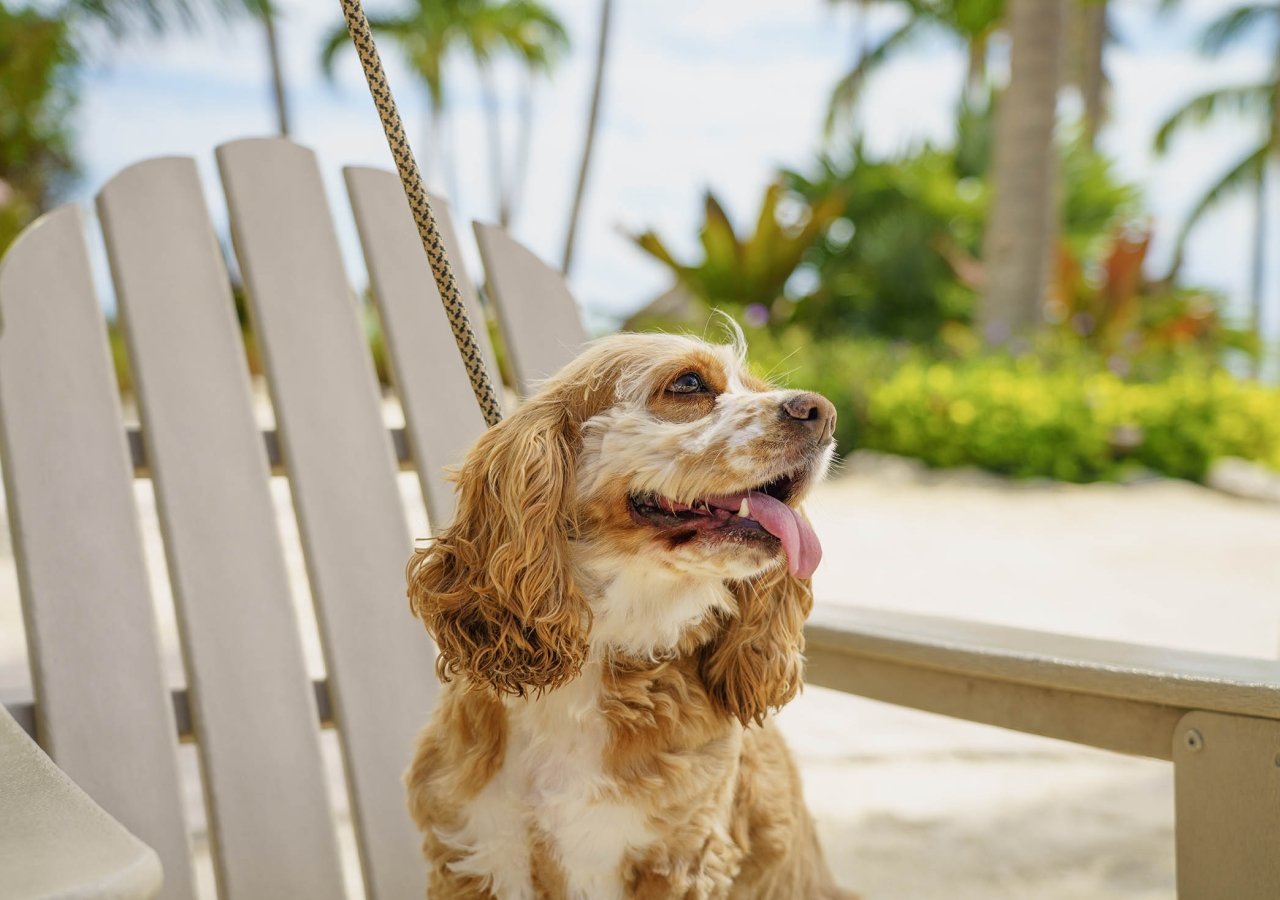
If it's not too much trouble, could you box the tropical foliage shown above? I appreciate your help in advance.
[746,331,1280,482]
[0,0,278,251]
[1050,224,1256,366]
[825,0,1006,135]
[634,99,1145,345]
[629,181,846,331]
[320,0,567,220]
[0,4,78,251]
[1153,1,1279,309]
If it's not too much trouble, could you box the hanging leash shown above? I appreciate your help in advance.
[339,0,504,428]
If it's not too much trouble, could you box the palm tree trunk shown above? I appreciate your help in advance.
[442,107,462,209]
[1076,0,1107,149]
[428,95,462,206]
[966,34,988,101]
[853,0,872,66]
[423,97,440,188]
[980,0,1065,344]
[562,0,613,275]
[509,74,534,227]
[479,66,509,226]
[1249,163,1266,378]
[1262,35,1280,378]
[262,7,290,136]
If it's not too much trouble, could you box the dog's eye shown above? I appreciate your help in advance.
[667,372,706,394]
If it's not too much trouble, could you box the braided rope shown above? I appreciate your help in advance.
[339,0,504,427]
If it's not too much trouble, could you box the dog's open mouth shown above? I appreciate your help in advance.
[628,472,821,578]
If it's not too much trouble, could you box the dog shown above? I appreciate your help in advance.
[405,330,851,899]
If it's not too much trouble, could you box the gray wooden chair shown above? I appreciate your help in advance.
[1,137,1279,900]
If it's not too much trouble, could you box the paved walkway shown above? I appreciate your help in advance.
[2,451,1277,898]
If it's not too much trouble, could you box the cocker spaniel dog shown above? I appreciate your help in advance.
[406,331,851,899]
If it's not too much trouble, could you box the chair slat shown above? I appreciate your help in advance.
[97,157,345,899]
[343,167,488,529]
[216,138,436,900]
[0,206,196,899]
[472,222,587,395]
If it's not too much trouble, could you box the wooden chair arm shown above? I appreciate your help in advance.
[0,705,162,899]
[803,604,1280,760]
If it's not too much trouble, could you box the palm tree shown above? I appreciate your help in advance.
[562,0,613,275]
[59,0,243,36]
[827,0,1111,150]
[1066,0,1108,148]
[1154,2,1280,349]
[979,0,1065,343]
[467,0,567,226]
[257,1,289,136]
[825,0,1006,137]
[61,0,292,135]
[320,0,566,217]
[0,4,78,251]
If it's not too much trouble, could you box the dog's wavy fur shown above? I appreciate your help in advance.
[406,332,852,899]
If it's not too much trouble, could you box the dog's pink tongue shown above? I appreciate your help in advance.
[746,491,823,579]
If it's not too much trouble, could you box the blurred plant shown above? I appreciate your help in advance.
[628,100,1137,345]
[778,105,1137,344]
[1049,223,1255,366]
[787,141,985,342]
[0,4,78,252]
[1065,0,1109,148]
[825,0,1006,137]
[980,0,1064,344]
[257,1,288,136]
[0,0,286,253]
[629,182,846,332]
[861,351,1280,481]
[562,0,612,274]
[56,0,258,37]
[738,331,1280,482]
[320,0,568,221]
[1153,1,1280,352]
[58,0,289,133]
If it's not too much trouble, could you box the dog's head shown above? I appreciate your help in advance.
[407,331,835,724]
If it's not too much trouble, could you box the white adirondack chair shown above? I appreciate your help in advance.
[1,137,1279,900]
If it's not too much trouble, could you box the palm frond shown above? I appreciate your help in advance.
[1202,3,1278,56]
[700,192,742,272]
[824,18,923,136]
[630,230,685,272]
[319,23,351,79]
[465,0,568,72]
[320,15,414,80]
[1153,83,1271,154]
[61,0,240,38]
[1169,143,1268,271]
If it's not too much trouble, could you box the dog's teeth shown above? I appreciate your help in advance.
[738,498,750,518]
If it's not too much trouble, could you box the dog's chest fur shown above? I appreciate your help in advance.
[419,569,771,898]
[439,667,653,900]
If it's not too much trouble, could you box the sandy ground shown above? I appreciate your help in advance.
[2,449,1278,899]
[783,453,1280,899]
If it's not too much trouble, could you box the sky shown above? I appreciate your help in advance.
[65,0,1278,348]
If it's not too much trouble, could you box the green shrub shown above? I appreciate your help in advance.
[746,332,1280,483]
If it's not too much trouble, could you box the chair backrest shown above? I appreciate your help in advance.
[474,222,589,395]
[0,137,586,900]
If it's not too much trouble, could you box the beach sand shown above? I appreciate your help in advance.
[2,449,1277,899]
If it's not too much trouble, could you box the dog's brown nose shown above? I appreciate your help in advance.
[781,392,836,443]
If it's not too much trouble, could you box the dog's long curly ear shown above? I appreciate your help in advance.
[700,564,813,726]
[406,397,588,696]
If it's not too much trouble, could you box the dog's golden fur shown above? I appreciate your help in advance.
[406,332,852,899]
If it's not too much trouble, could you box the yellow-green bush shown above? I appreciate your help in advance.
[747,332,1280,483]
